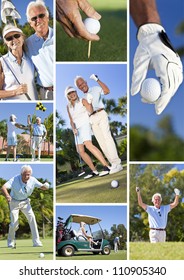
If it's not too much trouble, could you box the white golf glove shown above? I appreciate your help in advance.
[44,182,50,190]
[90,74,99,82]
[87,93,93,104]
[174,188,180,195]
[136,187,140,192]
[131,24,183,115]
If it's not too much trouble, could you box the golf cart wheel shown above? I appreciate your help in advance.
[102,246,111,255]
[61,245,75,257]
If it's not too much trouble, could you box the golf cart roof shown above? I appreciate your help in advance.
[66,214,101,225]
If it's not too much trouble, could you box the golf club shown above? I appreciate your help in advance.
[75,134,85,176]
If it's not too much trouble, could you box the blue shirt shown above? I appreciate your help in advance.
[146,205,171,228]
[33,123,47,136]
[4,174,43,200]
[26,27,53,87]
[114,237,120,243]
[87,86,105,111]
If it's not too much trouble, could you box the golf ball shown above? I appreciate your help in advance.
[83,18,101,34]
[39,253,45,258]
[140,78,161,102]
[111,180,119,188]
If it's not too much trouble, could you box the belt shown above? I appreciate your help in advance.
[89,108,104,117]
[150,228,166,231]
[33,135,42,137]
[40,86,53,91]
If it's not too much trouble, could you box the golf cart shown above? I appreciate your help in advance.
[56,214,111,257]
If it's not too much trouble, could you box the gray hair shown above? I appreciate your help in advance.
[21,165,33,175]
[74,75,84,87]
[152,193,162,202]
[26,0,49,21]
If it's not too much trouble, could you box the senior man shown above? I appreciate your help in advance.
[1,165,50,248]
[27,115,47,161]
[26,0,53,100]
[74,74,123,175]
[136,187,180,242]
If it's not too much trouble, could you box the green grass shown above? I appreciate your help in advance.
[130,242,184,260]
[56,250,127,260]
[0,238,53,260]
[56,166,127,203]
[56,0,127,61]
[0,158,53,162]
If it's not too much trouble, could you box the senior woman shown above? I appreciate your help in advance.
[0,24,38,100]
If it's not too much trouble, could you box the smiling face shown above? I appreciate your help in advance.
[4,32,24,51]
[67,91,78,102]
[21,170,31,183]
[76,78,89,93]
[28,6,49,37]
[153,195,162,209]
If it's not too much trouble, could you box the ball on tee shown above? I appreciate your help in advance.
[111,180,119,188]
[140,78,161,102]
[39,253,45,258]
[83,18,101,34]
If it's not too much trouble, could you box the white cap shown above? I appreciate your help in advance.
[3,24,23,38]
[64,86,76,98]
[11,114,17,119]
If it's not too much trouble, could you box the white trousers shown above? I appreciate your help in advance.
[8,199,40,245]
[31,136,43,159]
[90,110,121,165]
[114,242,119,252]
[149,229,166,243]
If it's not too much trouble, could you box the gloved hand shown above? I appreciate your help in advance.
[136,187,140,192]
[87,93,93,104]
[44,182,50,190]
[131,23,183,115]
[174,188,180,195]
[90,74,99,82]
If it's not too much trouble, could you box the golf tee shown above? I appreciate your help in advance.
[88,41,91,59]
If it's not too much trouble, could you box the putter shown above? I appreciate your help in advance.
[75,135,85,176]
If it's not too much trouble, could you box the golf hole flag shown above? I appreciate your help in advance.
[1,0,21,24]
[36,102,47,112]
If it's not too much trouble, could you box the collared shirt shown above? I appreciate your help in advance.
[7,121,17,138]
[86,86,105,111]
[4,174,43,200]
[32,123,47,136]
[26,27,53,87]
[146,205,171,228]
[0,51,38,100]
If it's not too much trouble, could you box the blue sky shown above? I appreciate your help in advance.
[0,163,53,185]
[130,0,184,139]
[56,63,127,128]
[0,102,53,134]
[56,205,127,233]
[2,0,53,25]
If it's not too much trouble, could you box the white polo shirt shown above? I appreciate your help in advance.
[146,205,171,228]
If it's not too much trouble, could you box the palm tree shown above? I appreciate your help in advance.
[0,119,7,151]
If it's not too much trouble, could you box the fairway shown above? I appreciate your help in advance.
[0,158,53,162]
[56,0,127,61]
[0,238,53,260]
[56,166,127,203]
[130,242,184,260]
[56,250,127,260]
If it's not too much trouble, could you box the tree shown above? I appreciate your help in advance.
[0,119,7,151]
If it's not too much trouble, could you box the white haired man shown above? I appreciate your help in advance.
[136,187,180,242]
[27,115,47,161]
[74,75,122,175]
[1,165,50,248]
[26,0,53,100]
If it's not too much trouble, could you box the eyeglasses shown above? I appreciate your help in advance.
[5,34,21,42]
[30,13,45,22]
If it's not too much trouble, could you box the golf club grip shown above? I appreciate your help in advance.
[25,93,31,100]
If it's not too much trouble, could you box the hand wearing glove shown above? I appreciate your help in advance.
[174,188,180,196]
[87,93,93,104]
[136,187,140,192]
[44,182,50,190]
[131,23,183,115]
[90,74,99,82]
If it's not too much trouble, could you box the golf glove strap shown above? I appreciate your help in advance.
[90,74,99,82]
[87,93,93,104]
[174,188,180,195]
[131,23,183,115]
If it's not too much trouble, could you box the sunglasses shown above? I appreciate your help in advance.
[30,13,45,22]
[5,34,21,42]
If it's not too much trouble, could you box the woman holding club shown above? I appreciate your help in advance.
[0,24,38,100]
[65,86,110,179]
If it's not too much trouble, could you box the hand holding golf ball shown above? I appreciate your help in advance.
[140,78,161,103]
[83,18,101,35]
[174,188,180,196]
